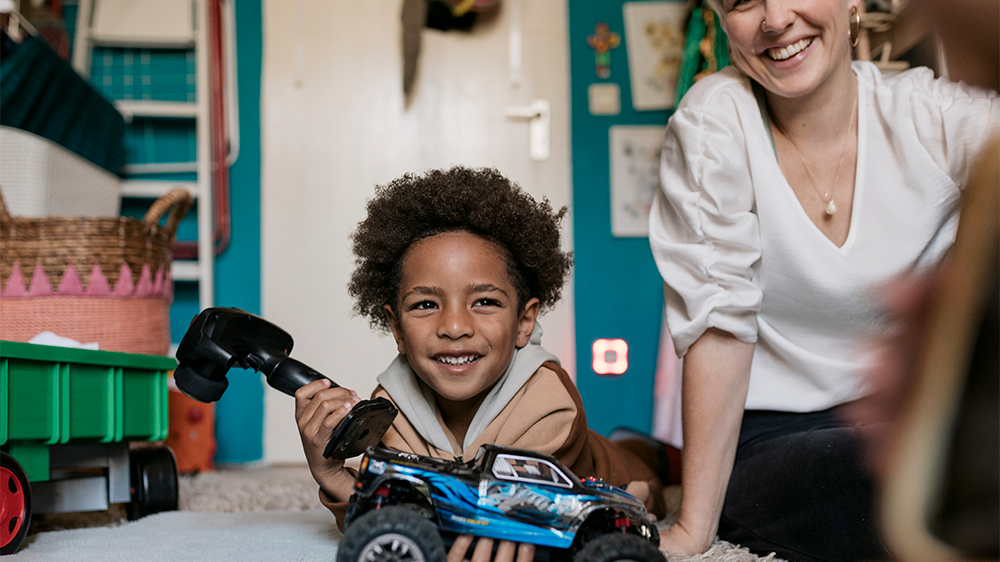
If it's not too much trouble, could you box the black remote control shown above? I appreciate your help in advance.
[173,307,398,459]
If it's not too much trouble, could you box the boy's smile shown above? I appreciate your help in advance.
[385,231,540,417]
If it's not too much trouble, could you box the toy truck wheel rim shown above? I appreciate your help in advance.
[1,453,31,555]
[0,467,26,546]
[358,532,427,562]
[338,505,446,562]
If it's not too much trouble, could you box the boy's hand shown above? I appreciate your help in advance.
[295,379,360,501]
[447,536,534,562]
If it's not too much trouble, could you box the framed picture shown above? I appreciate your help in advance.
[609,125,665,237]
[623,1,688,111]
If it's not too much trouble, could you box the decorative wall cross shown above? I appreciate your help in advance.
[587,23,620,79]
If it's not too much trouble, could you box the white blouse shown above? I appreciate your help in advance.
[650,61,998,412]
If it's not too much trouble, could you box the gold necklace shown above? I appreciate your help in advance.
[776,90,859,217]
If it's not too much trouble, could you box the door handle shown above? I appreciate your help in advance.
[506,99,550,161]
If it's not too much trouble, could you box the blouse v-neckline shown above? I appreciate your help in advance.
[754,73,866,253]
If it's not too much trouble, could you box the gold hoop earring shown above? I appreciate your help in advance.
[849,5,860,48]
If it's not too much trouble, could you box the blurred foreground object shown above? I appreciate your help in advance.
[916,0,999,92]
[879,137,999,561]
[875,1,999,558]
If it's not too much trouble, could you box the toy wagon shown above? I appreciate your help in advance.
[339,444,665,562]
[1,341,179,554]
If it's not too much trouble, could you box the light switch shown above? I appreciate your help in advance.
[588,83,621,116]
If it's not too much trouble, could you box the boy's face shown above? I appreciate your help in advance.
[384,231,540,408]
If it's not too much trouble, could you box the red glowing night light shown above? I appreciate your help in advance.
[592,339,628,375]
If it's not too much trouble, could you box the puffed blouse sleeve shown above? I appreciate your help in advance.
[895,67,1000,188]
[649,102,762,357]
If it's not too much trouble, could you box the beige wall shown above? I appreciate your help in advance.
[261,0,573,463]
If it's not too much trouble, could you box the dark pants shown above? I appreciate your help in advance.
[717,408,891,562]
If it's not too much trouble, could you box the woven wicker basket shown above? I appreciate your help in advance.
[0,187,192,355]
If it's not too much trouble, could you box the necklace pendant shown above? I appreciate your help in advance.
[825,200,838,216]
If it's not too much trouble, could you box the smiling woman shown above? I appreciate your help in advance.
[649,0,999,560]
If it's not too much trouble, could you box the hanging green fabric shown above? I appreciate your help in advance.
[675,2,730,107]
[1,35,125,176]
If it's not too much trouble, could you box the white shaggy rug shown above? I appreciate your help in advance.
[11,465,784,562]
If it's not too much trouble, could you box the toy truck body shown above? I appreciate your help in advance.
[1,340,179,554]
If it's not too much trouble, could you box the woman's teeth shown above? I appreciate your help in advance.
[768,38,812,61]
[437,355,478,365]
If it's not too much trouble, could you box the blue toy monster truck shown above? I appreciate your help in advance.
[337,444,664,562]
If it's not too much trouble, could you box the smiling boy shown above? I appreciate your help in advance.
[383,230,542,449]
[295,168,674,543]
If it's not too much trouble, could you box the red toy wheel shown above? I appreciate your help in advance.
[1,452,32,555]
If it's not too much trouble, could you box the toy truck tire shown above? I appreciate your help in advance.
[0,453,31,555]
[126,447,179,521]
[337,505,446,562]
[573,533,666,562]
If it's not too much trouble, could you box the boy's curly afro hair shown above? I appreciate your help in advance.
[349,166,573,333]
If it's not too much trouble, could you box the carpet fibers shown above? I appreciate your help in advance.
[11,465,783,561]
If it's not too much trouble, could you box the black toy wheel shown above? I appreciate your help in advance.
[126,446,179,521]
[337,505,445,562]
[573,534,665,562]
[1,453,31,555]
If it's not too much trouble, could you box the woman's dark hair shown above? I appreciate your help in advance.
[349,166,573,333]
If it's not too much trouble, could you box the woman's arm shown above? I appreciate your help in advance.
[659,328,754,555]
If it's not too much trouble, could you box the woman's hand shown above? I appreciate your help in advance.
[447,536,534,562]
[294,378,361,501]
[658,519,715,556]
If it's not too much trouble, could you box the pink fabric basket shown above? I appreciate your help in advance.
[0,296,171,355]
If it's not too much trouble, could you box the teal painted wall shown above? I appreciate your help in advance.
[568,0,673,436]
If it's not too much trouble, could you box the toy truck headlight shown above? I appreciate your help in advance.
[358,456,385,476]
